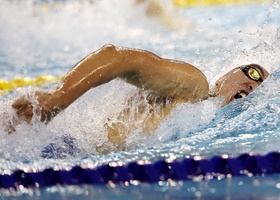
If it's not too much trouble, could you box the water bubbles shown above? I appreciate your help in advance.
[0,0,280,167]
[272,0,279,9]
[63,45,71,52]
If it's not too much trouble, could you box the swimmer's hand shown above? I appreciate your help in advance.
[12,94,35,125]
[11,91,60,129]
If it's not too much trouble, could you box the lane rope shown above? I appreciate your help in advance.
[0,75,63,96]
[1,0,276,191]
[173,0,271,6]
[0,151,279,189]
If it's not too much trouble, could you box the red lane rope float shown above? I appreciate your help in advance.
[0,151,279,189]
[0,75,63,96]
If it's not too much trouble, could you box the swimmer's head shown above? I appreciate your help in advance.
[210,64,269,105]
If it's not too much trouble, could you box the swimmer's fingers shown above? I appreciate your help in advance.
[34,91,58,122]
[11,91,60,126]
[16,103,34,124]
[2,111,16,134]
[11,95,25,110]
[4,123,16,134]
[12,95,34,124]
[3,96,34,134]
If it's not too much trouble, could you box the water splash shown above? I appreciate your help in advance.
[0,0,280,167]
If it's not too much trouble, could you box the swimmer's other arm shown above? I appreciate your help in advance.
[12,44,209,123]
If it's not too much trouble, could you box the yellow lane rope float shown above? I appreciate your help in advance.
[173,0,272,6]
[0,75,63,96]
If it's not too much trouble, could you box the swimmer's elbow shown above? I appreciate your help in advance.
[100,44,126,55]
[98,44,120,58]
[101,44,117,51]
[98,44,146,79]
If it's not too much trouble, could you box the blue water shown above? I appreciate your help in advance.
[1,0,280,199]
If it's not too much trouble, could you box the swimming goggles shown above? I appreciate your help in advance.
[240,65,263,82]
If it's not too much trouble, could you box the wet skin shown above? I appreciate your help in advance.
[10,45,270,149]
[210,64,269,105]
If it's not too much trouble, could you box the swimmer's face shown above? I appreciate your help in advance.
[210,64,269,105]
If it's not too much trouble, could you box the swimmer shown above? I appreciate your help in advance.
[135,0,188,31]
[9,44,269,149]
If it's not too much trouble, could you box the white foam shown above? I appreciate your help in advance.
[0,0,280,162]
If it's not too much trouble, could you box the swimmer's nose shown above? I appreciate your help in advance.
[249,86,253,91]
[248,81,260,92]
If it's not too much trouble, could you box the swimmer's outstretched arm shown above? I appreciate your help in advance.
[12,44,209,123]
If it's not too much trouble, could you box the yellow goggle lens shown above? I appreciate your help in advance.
[248,68,261,81]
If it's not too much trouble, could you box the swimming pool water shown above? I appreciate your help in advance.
[1,0,280,199]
